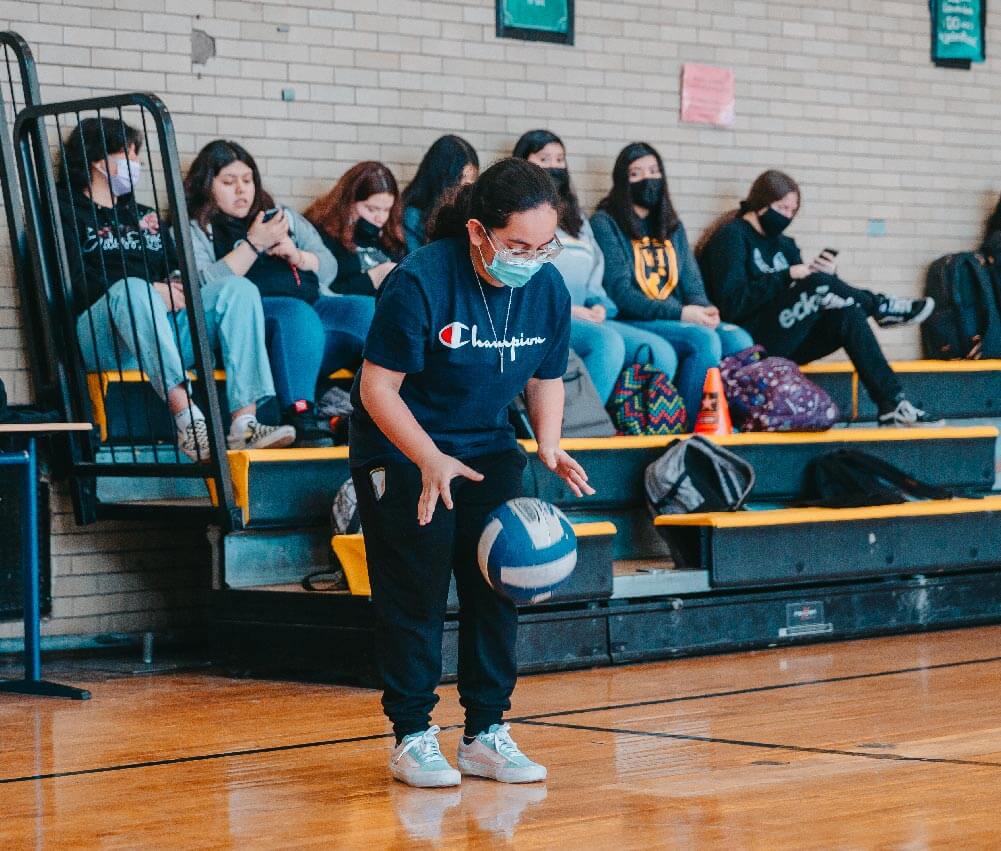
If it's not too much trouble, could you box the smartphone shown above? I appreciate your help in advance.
[823,247,840,257]
[261,207,281,223]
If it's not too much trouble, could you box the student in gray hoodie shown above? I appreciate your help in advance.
[591,142,752,426]
[185,140,374,445]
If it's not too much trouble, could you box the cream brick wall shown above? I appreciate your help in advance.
[0,0,999,640]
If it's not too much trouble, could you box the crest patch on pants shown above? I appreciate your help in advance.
[369,467,386,501]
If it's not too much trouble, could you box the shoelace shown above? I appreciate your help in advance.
[394,725,444,765]
[183,419,210,456]
[484,723,525,762]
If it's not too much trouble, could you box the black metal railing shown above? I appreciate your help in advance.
[14,93,239,528]
[0,33,58,408]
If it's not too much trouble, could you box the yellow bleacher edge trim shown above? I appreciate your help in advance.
[331,520,617,597]
[654,495,1001,529]
[519,425,997,453]
[803,358,1001,374]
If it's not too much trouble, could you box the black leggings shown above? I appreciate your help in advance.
[746,273,902,410]
[352,448,527,741]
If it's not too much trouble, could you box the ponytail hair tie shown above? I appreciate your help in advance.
[738,199,752,214]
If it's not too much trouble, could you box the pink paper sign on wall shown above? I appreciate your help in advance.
[680,63,735,128]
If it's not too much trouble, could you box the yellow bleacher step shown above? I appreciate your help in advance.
[654,495,1001,529]
[519,425,997,453]
[802,359,1001,374]
[332,521,618,597]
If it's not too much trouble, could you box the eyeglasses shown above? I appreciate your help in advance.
[486,230,563,265]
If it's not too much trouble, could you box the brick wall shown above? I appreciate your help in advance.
[0,0,998,640]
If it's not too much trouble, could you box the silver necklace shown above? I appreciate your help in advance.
[472,266,513,373]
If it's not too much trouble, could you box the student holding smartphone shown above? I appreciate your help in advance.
[186,140,375,445]
[697,169,939,427]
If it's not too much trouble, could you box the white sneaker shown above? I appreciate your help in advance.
[457,723,547,783]
[227,418,296,450]
[877,398,945,428]
[390,726,461,788]
[177,417,211,462]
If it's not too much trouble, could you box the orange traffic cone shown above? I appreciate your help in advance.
[693,367,733,435]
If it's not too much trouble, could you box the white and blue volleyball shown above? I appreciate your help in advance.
[477,498,577,605]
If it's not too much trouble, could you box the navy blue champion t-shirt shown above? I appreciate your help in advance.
[349,237,571,467]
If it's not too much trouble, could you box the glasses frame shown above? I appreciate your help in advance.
[486,229,563,265]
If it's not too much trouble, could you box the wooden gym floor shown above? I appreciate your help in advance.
[3,627,1001,849]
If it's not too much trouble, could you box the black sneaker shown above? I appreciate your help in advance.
[875,296,935,328]
[878,398,945,428]
[284,401,334,448]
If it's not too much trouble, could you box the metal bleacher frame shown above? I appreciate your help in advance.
[6,58,240,529]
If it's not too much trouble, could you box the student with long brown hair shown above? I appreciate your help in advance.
[185,140,374,444]
[697,169,938,427]
[303,161,406,297]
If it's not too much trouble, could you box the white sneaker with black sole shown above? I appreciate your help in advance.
[878,398,945,428]
[227,417,296,451]
[876,296,935,328]
[457,723,547,783]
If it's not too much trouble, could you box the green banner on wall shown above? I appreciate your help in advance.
[497,0,573,44]
[502,0,568,33]
[932,0,985,63]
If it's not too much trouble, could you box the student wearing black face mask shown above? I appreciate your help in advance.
[305,161,406,298]
[697,169,939,427]
[591,142,752,427]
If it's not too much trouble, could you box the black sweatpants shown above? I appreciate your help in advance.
[352,448,527,741]
[745,273,902,410]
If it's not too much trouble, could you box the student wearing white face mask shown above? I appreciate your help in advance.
[57,118,294,460]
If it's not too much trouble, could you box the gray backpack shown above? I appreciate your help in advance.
[645,435,755,516]
[511,350,616,439]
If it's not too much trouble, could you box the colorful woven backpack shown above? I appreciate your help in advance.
[608,347,687,435]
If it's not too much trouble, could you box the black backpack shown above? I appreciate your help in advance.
[922,251,1001,359]
[800,449,953,509]
[645,435,756,516]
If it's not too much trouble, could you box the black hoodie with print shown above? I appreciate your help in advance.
[58,188,178,315]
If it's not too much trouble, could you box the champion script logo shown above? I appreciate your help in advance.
[438,322,546,362]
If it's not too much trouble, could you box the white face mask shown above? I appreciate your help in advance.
[102,157,142,196]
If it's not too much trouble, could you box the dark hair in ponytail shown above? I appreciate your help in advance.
[511,129,583,238]
[428,157,559,242]
[694,169,801,257]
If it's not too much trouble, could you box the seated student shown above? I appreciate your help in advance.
[513,129,680,402]
[303,161,406,297]
[401,135,479,254]
[185,140,375,443]
[58,118,294,460]
[697,169,938,427]
[591,142,752,426]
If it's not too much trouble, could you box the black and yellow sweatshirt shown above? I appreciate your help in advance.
[590,209,710,321]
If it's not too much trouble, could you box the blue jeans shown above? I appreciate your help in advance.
[570,318,625,403]
[76,275,275,413]
[604,320,679,378]
[622,320,753,425]
[263,294,374,408]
